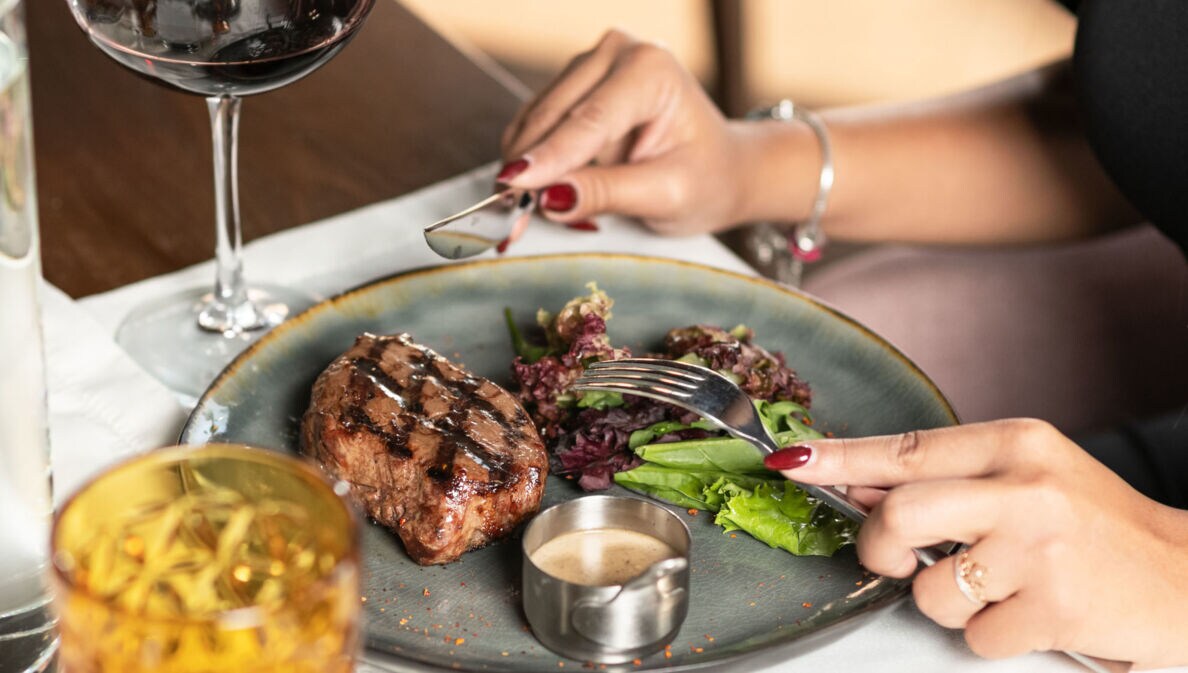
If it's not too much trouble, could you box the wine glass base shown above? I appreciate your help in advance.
[115,284,319,403]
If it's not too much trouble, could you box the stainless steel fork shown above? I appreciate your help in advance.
[573,357,947,565]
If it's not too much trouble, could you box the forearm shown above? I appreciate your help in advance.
[733,62,1142,245]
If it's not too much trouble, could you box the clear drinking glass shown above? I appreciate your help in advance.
[0,0,58,670]
[63,0,376,399]
[50,444,362,673]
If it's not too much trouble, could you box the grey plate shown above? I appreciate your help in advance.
[181,253,957,672]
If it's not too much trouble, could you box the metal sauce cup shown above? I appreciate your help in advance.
[521,495,691,663]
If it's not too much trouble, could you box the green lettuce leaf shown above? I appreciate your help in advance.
[712,480,857,556]
[613,463,782,511]
[627,419,717,450]
[503,307,550,363]
[633,428,817,474]
[574,389,626,410]
[635,438,768,473]
[755,399,817,438]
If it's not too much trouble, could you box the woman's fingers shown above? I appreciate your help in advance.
[505,209,532,245]
[763,418,1183,666]
[846,485,887,509]
[534,156,686,223]
[911,538,1023,629]
[765,420,1043,489]
[855,478,1005,577]
[502,30,632,160]
[502,43,683,190]
[496,29,738,234]
[963,592,1055,659]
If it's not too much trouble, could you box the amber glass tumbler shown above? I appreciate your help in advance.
[50,444,360,673]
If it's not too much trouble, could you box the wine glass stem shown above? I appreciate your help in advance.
[200,94,263,334]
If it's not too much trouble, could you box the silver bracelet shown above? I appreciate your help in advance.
[754,99,834,263]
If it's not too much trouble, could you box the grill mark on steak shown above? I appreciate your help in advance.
[351,355,407,409]
[341,404,410,458]
[340,356,411,457]
[357,344,514,488]
[301,332,548,565]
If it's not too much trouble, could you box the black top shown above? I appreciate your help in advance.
[1059,1,1186,507]
[1061,0,1188,255]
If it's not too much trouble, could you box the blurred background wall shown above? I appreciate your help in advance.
[399,0,1075,113]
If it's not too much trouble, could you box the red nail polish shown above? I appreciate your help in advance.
[496,158,530,183]
[496,238,510,254]
[791,246,823,263]
[540,183,577,213]
[566,220,599,232]
[764,445,813,470]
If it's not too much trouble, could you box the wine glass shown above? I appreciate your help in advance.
[64,0,376,399]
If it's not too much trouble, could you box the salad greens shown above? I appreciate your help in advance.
[612,463,782,512]
[627,399,823,473]
[506,284,857,556]
[613,398,857,556]
[503,307,549,364]
[712,480,858,557]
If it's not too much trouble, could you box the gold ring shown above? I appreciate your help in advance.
[954,549,990,606]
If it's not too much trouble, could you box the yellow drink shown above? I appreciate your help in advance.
[50,444,360,673]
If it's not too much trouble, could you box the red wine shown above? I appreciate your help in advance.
[68,0,374,97]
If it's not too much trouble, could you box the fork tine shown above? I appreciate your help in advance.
[587,358,708,381]
[627,357,716,377]
[579,369,700,390]
[571,383,698,411]
[596,357,705,373]
[571,379,695,400]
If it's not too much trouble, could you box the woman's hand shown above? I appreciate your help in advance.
[498,37,1138,246]
[497,30,778,236]
[764,419,1188,668]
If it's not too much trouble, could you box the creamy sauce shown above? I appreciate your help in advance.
[531,528,678,586]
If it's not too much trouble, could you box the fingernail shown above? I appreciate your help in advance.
[790,245,824,263]
[764,445,813,470]
[540,183,577,213]
[496,158,530,183]
[496,238,511,254]
[566,220,599,232]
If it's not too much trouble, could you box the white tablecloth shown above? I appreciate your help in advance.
[42,164,1144,673]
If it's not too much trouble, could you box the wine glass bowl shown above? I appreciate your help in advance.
[69,0,374,98]
[64,0,376,399]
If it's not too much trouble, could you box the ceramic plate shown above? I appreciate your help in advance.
[181,254,957,672]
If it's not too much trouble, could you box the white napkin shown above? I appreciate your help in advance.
[42,283,187,504]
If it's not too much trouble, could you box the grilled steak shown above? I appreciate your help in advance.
[300,333,548,565]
